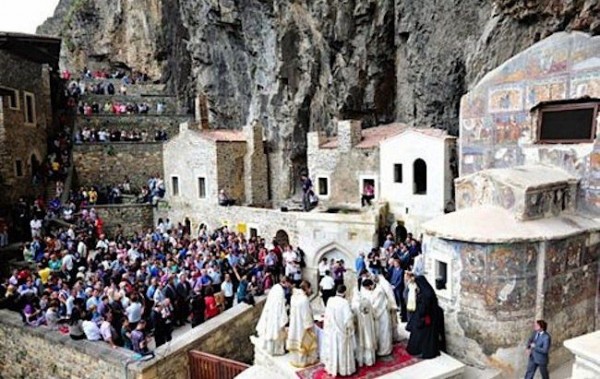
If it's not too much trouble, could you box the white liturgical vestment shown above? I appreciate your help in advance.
[286,288,318,367]
[256,283,288,355]
[323,295,356,376]
[364,285,393,356]
[351,290,377,367]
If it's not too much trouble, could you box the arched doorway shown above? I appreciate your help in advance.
[395,223,408,244]
[413,158,427,194]
[312,242,358,300]
[274,229,290,248]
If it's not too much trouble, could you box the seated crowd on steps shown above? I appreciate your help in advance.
[74,127,168,143]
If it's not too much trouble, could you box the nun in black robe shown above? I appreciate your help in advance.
[406,275,446,358]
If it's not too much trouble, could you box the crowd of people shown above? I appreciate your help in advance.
[77,101,166,116]
[0,205,311,354]
[75,127,168,143]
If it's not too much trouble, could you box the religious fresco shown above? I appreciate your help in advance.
[570,72,600,98]
[488,86,524,113]
[525,78,568,108]
[459,32,600,215]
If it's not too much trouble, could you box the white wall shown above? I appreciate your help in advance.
[163,128,218,208]
[380,131,449,229]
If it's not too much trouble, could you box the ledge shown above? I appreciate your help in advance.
[83,203,154,210]
[563,330,600,365]
[0,309,135,368]
[423,205,600,243]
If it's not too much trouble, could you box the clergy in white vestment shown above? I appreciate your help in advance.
[256,277,290,356]
[323,284,357,376]
[362,279,393,356]
[286,280,318,367]
[351,287,377,367]
[377,274,401,343]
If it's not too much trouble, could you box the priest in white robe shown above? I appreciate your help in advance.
[286,280,318,367]
[377,274,401,343]
[323,284,356,376]
[256,277,290,356]
[362,278,393,356]
[351,286,377,367]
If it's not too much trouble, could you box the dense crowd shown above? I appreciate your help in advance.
[76,101,166,116]
[75,127,168,143]
[0,204,309,353]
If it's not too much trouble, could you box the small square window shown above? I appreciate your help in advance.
[171,177,179,196]
[198,177,206,199]
[317,177,329,196]
[15,160,23,177]
[435,260,448,290]
[394,164,403,183]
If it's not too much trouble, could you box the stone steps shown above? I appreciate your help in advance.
[77,94,180,115]
[75,114,190,133]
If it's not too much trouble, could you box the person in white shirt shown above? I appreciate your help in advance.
[82,317,102,341]
[30,217,42,239]
[318,257,329,284]
[100,312,117,347]
[220,273,234,309]
[319,270,336,307]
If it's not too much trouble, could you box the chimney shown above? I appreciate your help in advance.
[243,120,269,205]
[338,119,362,151]
[195,93,210,130]
[307,131,325,152]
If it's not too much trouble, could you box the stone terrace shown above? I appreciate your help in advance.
[80,94,180,115]
[75,114,188,139]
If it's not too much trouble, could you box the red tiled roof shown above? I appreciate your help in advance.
[198,129,246,142]
[320,122,409,149]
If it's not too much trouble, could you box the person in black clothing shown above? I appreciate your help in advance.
[175,272,191,326]
[406,275,446,359]
[300,174,314,212]
[150,300,173,348]
[189,286,206,328]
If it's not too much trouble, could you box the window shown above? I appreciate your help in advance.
[24,92,36,125]
[317,177,329,196]
[249,227,258,239]
[0,87,19,109]
[413,159,427,194]
[435,260,448,291]
[171,177,179,196]
[198,177,206,198]
[394,164,403,183]
[15,160,23,177]
[537,102,598,143]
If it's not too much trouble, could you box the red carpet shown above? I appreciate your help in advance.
[296,343,421,379]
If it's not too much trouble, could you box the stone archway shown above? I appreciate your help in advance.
[311,242,358,297]
[274,229,290,248]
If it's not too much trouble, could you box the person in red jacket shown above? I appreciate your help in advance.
[204,287,220,320]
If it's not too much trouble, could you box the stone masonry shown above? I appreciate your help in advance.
[89,204,155,236]
[0,309,131,379]
[73,142,164,190]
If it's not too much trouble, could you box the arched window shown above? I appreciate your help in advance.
[413,158,427,194]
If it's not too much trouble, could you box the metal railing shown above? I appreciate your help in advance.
[188,350,249,379]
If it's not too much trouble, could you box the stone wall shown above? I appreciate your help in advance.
[75,114,188,138]
[165,203,299,247]
[0,49,51,206]
[130,298,265,379]
[0,309,133,379]
[73,142,163,190]
[216,142,247,204]
[90,204,155,237]
[422,231,599,376]
[307,134,380,207]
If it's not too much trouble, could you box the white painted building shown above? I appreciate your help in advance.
[379,128,456,232]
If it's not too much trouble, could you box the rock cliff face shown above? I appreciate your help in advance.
[38,0,600,200]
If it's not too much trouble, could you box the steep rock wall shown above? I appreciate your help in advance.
[38,0,600,200]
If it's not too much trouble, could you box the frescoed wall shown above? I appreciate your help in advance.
[459,32,600,212]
